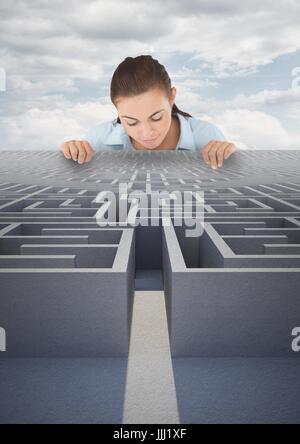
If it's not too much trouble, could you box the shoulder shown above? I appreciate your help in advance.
[83,119,124,150]
[189,117,225,137]
[188,116,226,149]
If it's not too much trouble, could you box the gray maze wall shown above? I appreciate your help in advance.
[0,150,300,357]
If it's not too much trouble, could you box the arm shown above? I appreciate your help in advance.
[60,121,118,162]
[193,120,236,169]
[59,122,106,163]
[202,139,236,169]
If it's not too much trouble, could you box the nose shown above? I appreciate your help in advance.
[139,122,156,140]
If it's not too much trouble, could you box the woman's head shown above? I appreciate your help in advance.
[110,55,191,149]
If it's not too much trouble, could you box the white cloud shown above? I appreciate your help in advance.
[1,0,300,151]
[210,109,300,149]
[9,77,79,95]
[160,3,300,77]
[0,97,117,150]
[170,67,219,89]
[231,88,300,108]
[2,0,300,80]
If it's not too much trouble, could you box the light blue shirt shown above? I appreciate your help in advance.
[84,112,226,151]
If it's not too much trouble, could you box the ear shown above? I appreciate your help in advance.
[170,86,177,106]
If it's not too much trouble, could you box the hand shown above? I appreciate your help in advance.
[201,140,236,169]
[60,140,95,164]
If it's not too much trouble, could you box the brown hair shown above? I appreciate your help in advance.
[110,55,192,124]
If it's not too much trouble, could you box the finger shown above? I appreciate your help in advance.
[224,143,236,159]
[82,140,95,162]
[61,142,71,159]
[207,141,220,169]
[201,140,216,164]
[69,141,79,161]
[216,142,231,167]
[75,141,86,164]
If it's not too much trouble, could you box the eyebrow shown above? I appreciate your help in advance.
[121,109,165,120]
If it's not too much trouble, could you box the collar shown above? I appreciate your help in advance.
[104,112,196,151]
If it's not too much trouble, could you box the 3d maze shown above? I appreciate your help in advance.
[0,149,300,357]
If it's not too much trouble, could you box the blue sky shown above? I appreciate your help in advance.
[0,0,300,150]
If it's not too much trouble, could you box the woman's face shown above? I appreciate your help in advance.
[115,87,176,150]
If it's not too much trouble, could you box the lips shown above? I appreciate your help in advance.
[142,137,158,143]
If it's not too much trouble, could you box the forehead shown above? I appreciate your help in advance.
[116,88,168,113]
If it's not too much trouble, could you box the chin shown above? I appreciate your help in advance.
[142,137,162,150]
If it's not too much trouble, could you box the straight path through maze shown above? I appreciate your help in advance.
[0,150,300,357]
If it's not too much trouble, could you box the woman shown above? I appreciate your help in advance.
[60,55,236,169]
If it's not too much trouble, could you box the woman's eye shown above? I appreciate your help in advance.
[127,116,162,127]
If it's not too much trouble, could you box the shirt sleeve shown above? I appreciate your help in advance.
[191,119,226,151]
[83,121,113,151]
